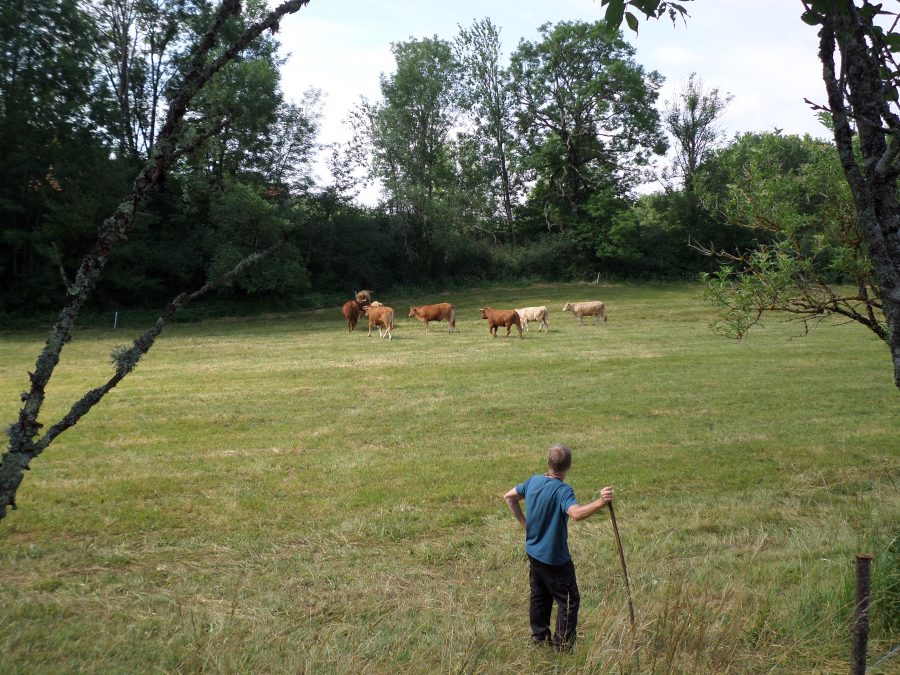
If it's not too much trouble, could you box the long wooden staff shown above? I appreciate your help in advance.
[608,501,635,626]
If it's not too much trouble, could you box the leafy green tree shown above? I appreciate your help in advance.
[207,181,309,295]
[455,18,519,242]
[665,73,731,190]
[510,21,666,213]
[602,0,900,387]
[0,0,118,310]
[0,0,312,520]
[699,133,884,340]
[509,20,666,266]
[262,90,323,191]
[107,0,321,307]
[185,11,284,187]
[89,0,193,160]
[361,36,462,272]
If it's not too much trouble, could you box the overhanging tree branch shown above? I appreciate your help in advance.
[34,240,282,454]
[0,0,310,521]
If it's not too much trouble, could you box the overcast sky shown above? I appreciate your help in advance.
[272,0,829,198]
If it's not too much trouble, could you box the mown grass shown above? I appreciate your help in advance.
[0,281,897,673]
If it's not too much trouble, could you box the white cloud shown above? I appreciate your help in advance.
[651,45,700,68]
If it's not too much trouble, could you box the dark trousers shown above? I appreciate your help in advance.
[528,555,580,648]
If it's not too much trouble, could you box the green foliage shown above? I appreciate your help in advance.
[601,0,694,33]
[291,193,400,293]
[665,73,732,188]
[510,20,666,220]
[0,0,326,314]
[495,235,591,279]
[207,182,309,296]
[89,0,193,159]
[5,0,893,332]
[0,0,117,310]
[699,132,886,341]
[454,19,518,240]
[702,247,799,340]
[357,35,465,275]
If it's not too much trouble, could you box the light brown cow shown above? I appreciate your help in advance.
[355,289,374,305]
[479,308,523,338]
[408,303,456,333]
[341,300,364,332]
[516,305,549,332]
[363,304,395,340]
[562,301,608,325]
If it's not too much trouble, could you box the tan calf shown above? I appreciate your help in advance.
[364,305,395,340]
[562,301,608,325]
[408,303,456,333]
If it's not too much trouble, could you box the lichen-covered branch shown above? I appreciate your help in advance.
[34,240,282,455]
[0,0,310,521]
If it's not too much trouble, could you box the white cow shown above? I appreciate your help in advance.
[515,306,550,332]
[562,301,608,325]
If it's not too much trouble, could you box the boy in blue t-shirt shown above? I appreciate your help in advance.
[503,443,613,650]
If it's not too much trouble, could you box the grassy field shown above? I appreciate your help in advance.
[0,282,897,673]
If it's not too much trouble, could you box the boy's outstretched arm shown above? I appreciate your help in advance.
[504,487,526,527]
[567,487,614,522]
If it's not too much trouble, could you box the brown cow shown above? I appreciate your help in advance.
[479,307,523,338]
[363,304,395,340]
[355,289,374,305]
[408,303,456,333]
[341,300,364,332]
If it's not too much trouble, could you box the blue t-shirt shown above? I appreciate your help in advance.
[516,474,579,565]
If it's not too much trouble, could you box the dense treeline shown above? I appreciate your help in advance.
[0,1,863,317]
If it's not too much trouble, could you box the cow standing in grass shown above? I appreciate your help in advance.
[562,301,607,325]
[480,308,523,338]
[341,300,364,332]
[516,306,550,332]
[364,304,395,340]
[409,303,456,333]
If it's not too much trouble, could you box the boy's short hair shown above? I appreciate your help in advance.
[547,443,573,473]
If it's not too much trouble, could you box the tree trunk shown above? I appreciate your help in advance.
[820,4,900,387]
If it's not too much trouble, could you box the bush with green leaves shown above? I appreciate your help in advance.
[699,132,884,341]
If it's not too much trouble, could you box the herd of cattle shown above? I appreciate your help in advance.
[341,290,608,341]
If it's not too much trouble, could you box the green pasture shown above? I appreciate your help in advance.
[0,282,897,673]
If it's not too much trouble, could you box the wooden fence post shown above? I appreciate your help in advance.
[851,553,874,675]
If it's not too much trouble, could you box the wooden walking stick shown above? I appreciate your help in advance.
[608,501,635,626]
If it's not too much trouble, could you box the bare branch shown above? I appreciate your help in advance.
[34,241,282,454]
[875,137,900,177]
